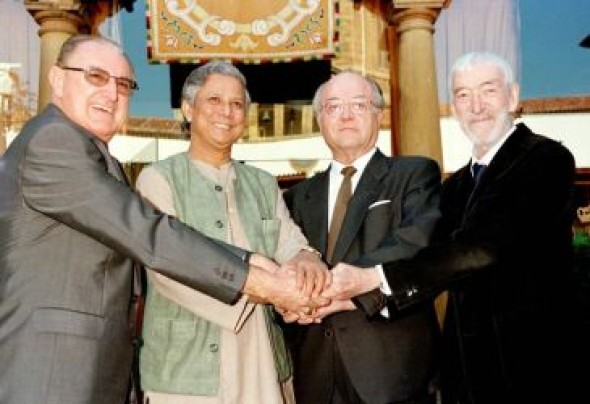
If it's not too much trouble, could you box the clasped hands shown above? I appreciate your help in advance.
[244,251,382,325]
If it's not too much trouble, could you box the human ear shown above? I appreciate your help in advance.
[181,100,193,123]
[48,65,64,98]
[508,83,520,113]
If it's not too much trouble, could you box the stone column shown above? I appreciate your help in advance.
[26,2,86,110]
[389,0,450,167]
[389,1,451,328]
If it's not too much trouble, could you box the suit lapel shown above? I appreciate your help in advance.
[91,138,128,184]
[469,124,534,204]
[330,151,389,263]
[300,171,331,257]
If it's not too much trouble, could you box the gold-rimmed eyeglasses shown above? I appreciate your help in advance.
[58,65,139,96]
[321,99,376,116]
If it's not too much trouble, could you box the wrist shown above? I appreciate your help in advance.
[363,268,382,293]
[242,250,252,265]
[300,245,322,259]
[244,267,270,304]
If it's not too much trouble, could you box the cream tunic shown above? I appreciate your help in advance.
[136,160,305,404]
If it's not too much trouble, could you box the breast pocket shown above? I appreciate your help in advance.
[362,200,393,251]
[33,307,105,339]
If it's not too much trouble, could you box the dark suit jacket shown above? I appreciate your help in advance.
[436,123,578,403]
[0,104,249,404]
[284,149,442,404]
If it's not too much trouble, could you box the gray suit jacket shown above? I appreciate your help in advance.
[0,104,249,403]
[284,149,442,404]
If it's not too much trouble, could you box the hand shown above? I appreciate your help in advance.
[311,298,356,321]
[283,249,331,297]
[250,252,279,273]
[243,263,328,313]
[278,298,355,324]
[320,263,381,301]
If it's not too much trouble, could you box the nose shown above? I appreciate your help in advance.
[104,77,119,100]
[339,102,355,119]
[470,93,484,114]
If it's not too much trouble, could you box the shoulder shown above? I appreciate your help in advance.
[376,154,441,182]
[151,153,186,170]
[517,124,575,165]
[28,106,88,148]
[136,165,168,193]
[284,169,326,196]
[234,161,278,186]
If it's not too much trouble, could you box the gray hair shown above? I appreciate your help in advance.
[57,34,134,75]
[312,70,385,115]
[449,51,515,95]
[181,61,251,107]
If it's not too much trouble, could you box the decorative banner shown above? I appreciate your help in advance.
[146,0,339,63]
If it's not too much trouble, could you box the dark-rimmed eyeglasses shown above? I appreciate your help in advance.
[58,65,139,96]
[321,99,376,116]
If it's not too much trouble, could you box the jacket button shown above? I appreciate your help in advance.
[215,185,223,192]
[209,343,219,352]
[324,329,333,338]
[215,220,224,228]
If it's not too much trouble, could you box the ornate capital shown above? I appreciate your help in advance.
[25,0,87,33]
[391,0,451,9]
[388,0,451,28]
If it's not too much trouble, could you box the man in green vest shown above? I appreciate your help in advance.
[136,61,328,403]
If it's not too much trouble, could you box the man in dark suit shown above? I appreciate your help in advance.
[283,71,443,404]
[0,35,319,404]
[435,52,579,403]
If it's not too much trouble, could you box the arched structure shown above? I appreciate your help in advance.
[22,0,451,167]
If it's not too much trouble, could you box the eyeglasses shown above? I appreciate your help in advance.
[321,99,376,116]
[58,65,139,96]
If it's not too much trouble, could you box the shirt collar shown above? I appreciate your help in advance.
[472,124,516,167]
[330,147,377,177]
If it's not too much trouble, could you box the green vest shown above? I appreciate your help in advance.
[140,153,291,395]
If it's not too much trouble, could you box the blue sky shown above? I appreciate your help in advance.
[121,0,590,118]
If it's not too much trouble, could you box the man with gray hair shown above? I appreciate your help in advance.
[135,61,329,403]
[436,51,578,403]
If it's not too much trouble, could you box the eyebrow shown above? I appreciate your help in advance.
[325,95,370,101]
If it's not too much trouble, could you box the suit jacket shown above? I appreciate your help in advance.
[0,104,249,404]
[283,149,442,404]
[436,123,578,403]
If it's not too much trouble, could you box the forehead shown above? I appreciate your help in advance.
[452,63,504,89]
[322,73,371,99]
[199,73,245,95]
[68,42,131,75]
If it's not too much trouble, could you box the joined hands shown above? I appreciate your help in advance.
[243,252,382,325]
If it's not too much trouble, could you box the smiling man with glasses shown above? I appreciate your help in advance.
[0,35,320,404]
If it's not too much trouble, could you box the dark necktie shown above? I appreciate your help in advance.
[472,163,487,185]
[326,166,357,263]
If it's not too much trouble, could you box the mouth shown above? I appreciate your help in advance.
[214,122,230,130]
[92,104,114,114]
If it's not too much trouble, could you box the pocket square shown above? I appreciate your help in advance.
[368,199,391,209]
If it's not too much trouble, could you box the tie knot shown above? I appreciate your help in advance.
[472,163,487,181]
[341,166,357,178]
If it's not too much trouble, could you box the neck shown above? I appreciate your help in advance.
[188,145,231,168]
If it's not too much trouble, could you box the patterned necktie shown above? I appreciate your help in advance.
[326,166,357,263]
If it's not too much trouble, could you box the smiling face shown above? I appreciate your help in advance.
[182,73,247,165]
[451,62,519,158]
[317,72,383,164]
[49,40,132,143]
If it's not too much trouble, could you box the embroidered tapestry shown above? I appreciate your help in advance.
[146,0,339,63]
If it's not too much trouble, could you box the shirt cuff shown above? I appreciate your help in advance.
[375,264,391,318]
